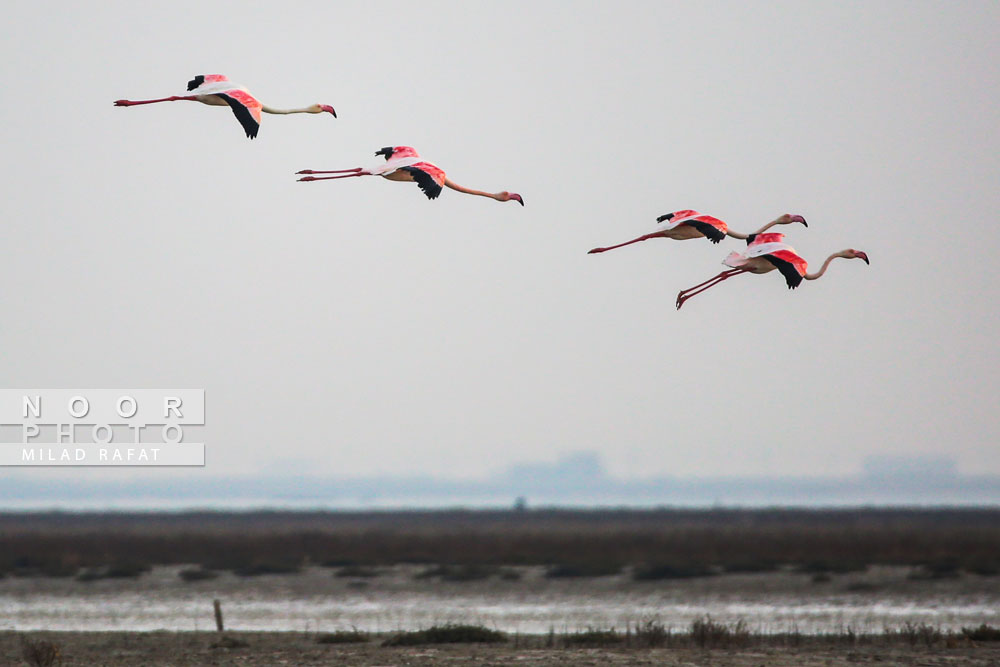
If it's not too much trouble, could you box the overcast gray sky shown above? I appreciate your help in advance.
[1,1,997,486]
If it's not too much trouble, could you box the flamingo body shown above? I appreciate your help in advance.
[723,233,808,288]
[656,210,729,243]
[114,74,335,139]
[374,147,446,199]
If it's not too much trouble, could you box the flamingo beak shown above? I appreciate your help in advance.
[510,193,524,206]
[791,215,807,226]
[320,105,337,117]
[857,251,870,265]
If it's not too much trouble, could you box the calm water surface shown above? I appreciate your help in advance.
[2,566,997,634]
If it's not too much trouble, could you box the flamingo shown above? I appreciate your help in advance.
[113,75,336,139]
[297,146,524,205]
[588,212,807,254]
[675,233,869,309]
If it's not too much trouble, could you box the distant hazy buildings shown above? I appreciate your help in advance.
[1,451,997,509]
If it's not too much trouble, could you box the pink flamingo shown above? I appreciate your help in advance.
[114,75,336,139]
[297,146,524,205]
[588,212,807,254]
[675,233,869,309]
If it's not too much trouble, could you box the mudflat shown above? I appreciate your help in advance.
[5,631,1000,666]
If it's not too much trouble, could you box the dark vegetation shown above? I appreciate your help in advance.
[315,629,369,644]
[383,624,506,646]
[0,508,998,579]
[963,624,1000,641]
[20,635,60,667]
[8,623,1000,661]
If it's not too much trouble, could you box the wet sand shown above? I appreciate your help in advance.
[4,631,1000,666]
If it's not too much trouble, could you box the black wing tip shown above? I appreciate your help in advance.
[187,75,205,91]
[688,220,726,243]
[765,256,804,289]
[400,166,443,200]
[217,93,260,140]
[375,147,394,160]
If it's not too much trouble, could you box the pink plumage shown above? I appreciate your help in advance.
[113,74,336,140]
[677,233,870,310]
[296,146,524,205]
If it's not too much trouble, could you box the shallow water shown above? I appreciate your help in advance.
[2,566,997,634]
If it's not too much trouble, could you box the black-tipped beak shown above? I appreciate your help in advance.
[792,215,808,227]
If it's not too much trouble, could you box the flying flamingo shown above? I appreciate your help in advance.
[675,233,869,309]
[297,146,524,205]
[113,75,336,139]
[588,212,807,254]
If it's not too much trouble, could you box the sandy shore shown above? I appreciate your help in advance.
[4,632,1000,666]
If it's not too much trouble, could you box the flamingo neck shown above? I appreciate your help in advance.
[804,251,851,280]
[444,179,502,200]
[260,104,318,115]
[728,216,785,240]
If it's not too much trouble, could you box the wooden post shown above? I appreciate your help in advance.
[213,599,224,632]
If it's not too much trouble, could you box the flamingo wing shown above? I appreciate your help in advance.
[684,216,727,243]
[658,210,727,243]
[400,162,445,200]
[739,239,807,288]
[187,74,230,91]
[763,251,806,289]
[215,89,263,139]
[746,232,786,246]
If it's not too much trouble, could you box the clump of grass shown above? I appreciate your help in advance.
[691,616,750,648]
[962,624,1000,641]
[335,565,379,578]
[211,635,249,649]
[383,624,506,646]
[896,622,941,647]
[316,629,369,644]
[20,636,60,667]
[179,566,219,582]
[563,628,623,647]
[632,563,715,581]
[545,562,621,578]
[632,618,669,647]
